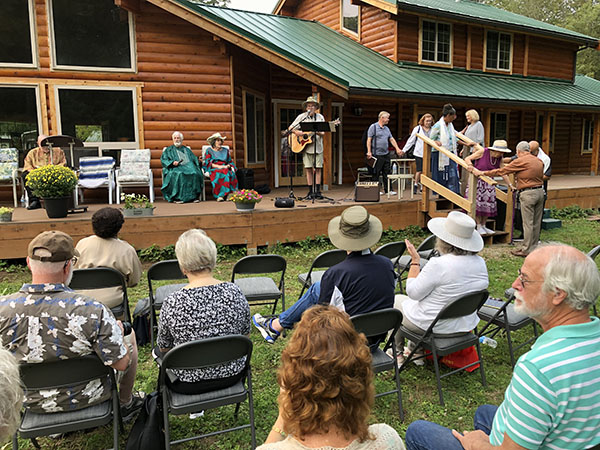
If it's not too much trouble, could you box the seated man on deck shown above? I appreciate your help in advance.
[161,131,203,203]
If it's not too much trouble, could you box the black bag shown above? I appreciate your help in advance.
[274,197,294,208]
[402,126,420,158]
[132,314,151,347]
[255,184,271,195]
[126,391,166,450]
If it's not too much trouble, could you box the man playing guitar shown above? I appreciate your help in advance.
[288,95,326,200]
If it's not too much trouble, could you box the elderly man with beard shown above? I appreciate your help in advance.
[405,243,600,450]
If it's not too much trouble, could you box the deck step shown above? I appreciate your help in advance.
[542,218,562,230]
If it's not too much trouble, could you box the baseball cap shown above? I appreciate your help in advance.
[28,231,80,262]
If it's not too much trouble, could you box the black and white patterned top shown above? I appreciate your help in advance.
[157,282,250,382]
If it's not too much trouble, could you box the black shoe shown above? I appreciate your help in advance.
[314,188,324,199]
[121,394,144,423]
[27,200,41,210]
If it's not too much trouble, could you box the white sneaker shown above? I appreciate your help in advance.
[483,226,494,234]
[477,225,486,235]
[388,190,397,196]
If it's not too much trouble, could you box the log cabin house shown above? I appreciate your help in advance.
[2,0,600,203]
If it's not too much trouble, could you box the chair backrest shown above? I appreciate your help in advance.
[431,290,489,328]
[202,145,230,161]
[78,156,115,183]
[417,234,436,252]
[148,260,186,300]
[588,245,600,261]
[118,149,151,182]
[310,249,347,270]
[374,241,407,265]
[70,267,127,291]
[159,335,252,385]
[351,308,403,340]
[231,254,286,278]
[0,148,18,181]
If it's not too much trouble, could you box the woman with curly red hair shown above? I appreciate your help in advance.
[258,305,405,449]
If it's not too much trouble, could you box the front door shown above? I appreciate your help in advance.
[277,104,305,188]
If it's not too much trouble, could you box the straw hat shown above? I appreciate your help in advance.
[207,132,227,146]
[488,140,512,153]
[328,206,382,252]
[427,211,483,253]
[302,95,322,109]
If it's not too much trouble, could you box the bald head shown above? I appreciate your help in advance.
[529,140,540,156]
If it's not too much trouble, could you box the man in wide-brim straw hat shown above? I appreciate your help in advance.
[287,95,326,199]
[252,205,396,343]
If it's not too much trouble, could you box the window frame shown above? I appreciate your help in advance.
[419,18,452,66]
[582,118,594,155]
[0,82,45,150]
[242,88,267,168]
[484,29,513,73]
[340,0,360,38]
[47,0,136,73]
[52,84,141,151]
[490,111,509,142]
[536,112,556,153]
[0,0,38,69]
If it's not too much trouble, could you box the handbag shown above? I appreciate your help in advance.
[126,391,166,450]
[403,126,420,158]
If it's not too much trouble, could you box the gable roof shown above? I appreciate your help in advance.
[152,1,600,110]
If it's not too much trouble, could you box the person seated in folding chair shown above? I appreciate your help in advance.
[253,205,396,344]
[259,305,405,449]
[405,243,600,450]
[156,229,251,394]
[0,231,143,421]
[161,131,204,203]
[75,207,142,315]
[393,211,489,365]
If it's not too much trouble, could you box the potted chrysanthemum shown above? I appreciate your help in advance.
[25,165,78,218]
[229,189,262,212]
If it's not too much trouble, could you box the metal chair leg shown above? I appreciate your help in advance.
[431,346,444,406]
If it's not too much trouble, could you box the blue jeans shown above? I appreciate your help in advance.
[278,282,321,329]
[405,405,498,450]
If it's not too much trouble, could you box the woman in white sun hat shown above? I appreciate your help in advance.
[393,211,489,364]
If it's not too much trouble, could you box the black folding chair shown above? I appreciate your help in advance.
[231,254,286,314]
[159,335,256,449]
[13,355,122,450]
[396,234,438,292]
[148,260,186,347]
[477,289,538,368]
[71,267,131,323]
[374,241,407,293]
[297,249,347,299]
[351,308,404,421]
[398,289,489,406]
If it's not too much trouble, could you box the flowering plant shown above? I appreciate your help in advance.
[228,189,262,204]
[26,165,78,198]
[121,193,153,209]
[0,207,13,215]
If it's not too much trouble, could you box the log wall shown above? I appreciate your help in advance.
[294,0,339,29]
[360,5,395,60]
[527,37,577,81]
[453,23,468,68]
[396,13,419,63]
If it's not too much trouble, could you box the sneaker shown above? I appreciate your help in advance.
[252,314,280,344]
[388,190,397,196]
[216,196,225,202]
[121,394,144,422]
[483,226,494,234]
[476,225,486,235]
[402,346,425,366]
[189,411,205,419]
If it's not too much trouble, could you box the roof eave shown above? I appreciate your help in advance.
[358,0,397,15]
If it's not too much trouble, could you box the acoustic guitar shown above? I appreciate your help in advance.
[288,118,341,153]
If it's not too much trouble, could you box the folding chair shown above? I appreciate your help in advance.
[351,308,404,421]
[374,241,407,293]
[297,249,347,299]
[477,289,538,368]
[13,355,122,450]
[148,260,186,347]
[396,234,438,292]
[70,267,132,323]
[398,289,489,406]
[231,254,286,314]
[0,148,20,207]
[159,335,256,449]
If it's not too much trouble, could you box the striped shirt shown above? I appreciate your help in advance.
[490,317,600,449]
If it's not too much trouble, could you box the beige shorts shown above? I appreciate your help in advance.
[303,151,323,169]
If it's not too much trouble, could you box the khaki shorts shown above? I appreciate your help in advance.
[303,151,323,168]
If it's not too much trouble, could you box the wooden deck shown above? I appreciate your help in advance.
[1,176,599,259]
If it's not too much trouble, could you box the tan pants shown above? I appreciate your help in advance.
[519,188,545,254]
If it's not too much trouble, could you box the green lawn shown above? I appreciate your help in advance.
[3,217,599,449]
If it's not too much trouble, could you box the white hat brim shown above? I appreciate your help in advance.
[427,217,484,253]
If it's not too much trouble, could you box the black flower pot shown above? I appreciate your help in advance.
[42,197,70,219]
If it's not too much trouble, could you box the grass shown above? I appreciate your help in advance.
[4,217,600,449]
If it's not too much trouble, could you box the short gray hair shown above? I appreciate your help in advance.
[516,141,530,152]
[539,243,600,311]
[0,347,23,441]
[29,258,66,275]
[175,229,217,273]
[378,111,390,120]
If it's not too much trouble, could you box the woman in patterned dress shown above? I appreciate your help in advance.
[203,132,238,201]
[464,140,512,235]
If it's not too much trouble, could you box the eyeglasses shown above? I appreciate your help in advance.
[517,268,542,288]
[63,256,78,269]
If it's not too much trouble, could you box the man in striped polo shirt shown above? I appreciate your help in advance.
[405,243,600,450]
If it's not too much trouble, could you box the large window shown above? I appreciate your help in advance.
[490,112,508,142]
[0,0,36,67]
[486,31,512,71]
[49,0,134,70]
[56,87,138,150]
[341,0,359,35]
[243,90,266,166]
[582,119,594,154]
[0,86,41,165]
[421,20,451,64]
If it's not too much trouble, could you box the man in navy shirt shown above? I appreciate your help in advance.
[366,111,403,195]
[253,206,396,343]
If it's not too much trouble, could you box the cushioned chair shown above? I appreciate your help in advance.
[116,149,154,203]
[148,260,186,347]
[477,289,538,368]
[231,254,286,314]
[0,148,20,207]
[297,249,347,299]
[374,241,407,293]
[70,267,132,323]
[76,156,115,204]
[351,308,404,421]
[159,335,256,449]
[12,355,122,450]
[398,289,489,406]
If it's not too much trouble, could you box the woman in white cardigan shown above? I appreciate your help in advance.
[402,113,433,194]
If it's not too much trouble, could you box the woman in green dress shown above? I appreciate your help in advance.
[161,131,203,203]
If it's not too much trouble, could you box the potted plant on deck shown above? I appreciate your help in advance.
[229,189,262,212]
[121,193,154,217]
[0,207,13,222]
[25,165,78,219]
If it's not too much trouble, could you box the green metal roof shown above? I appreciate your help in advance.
[396,0,598,46]
[174,1,600,110]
